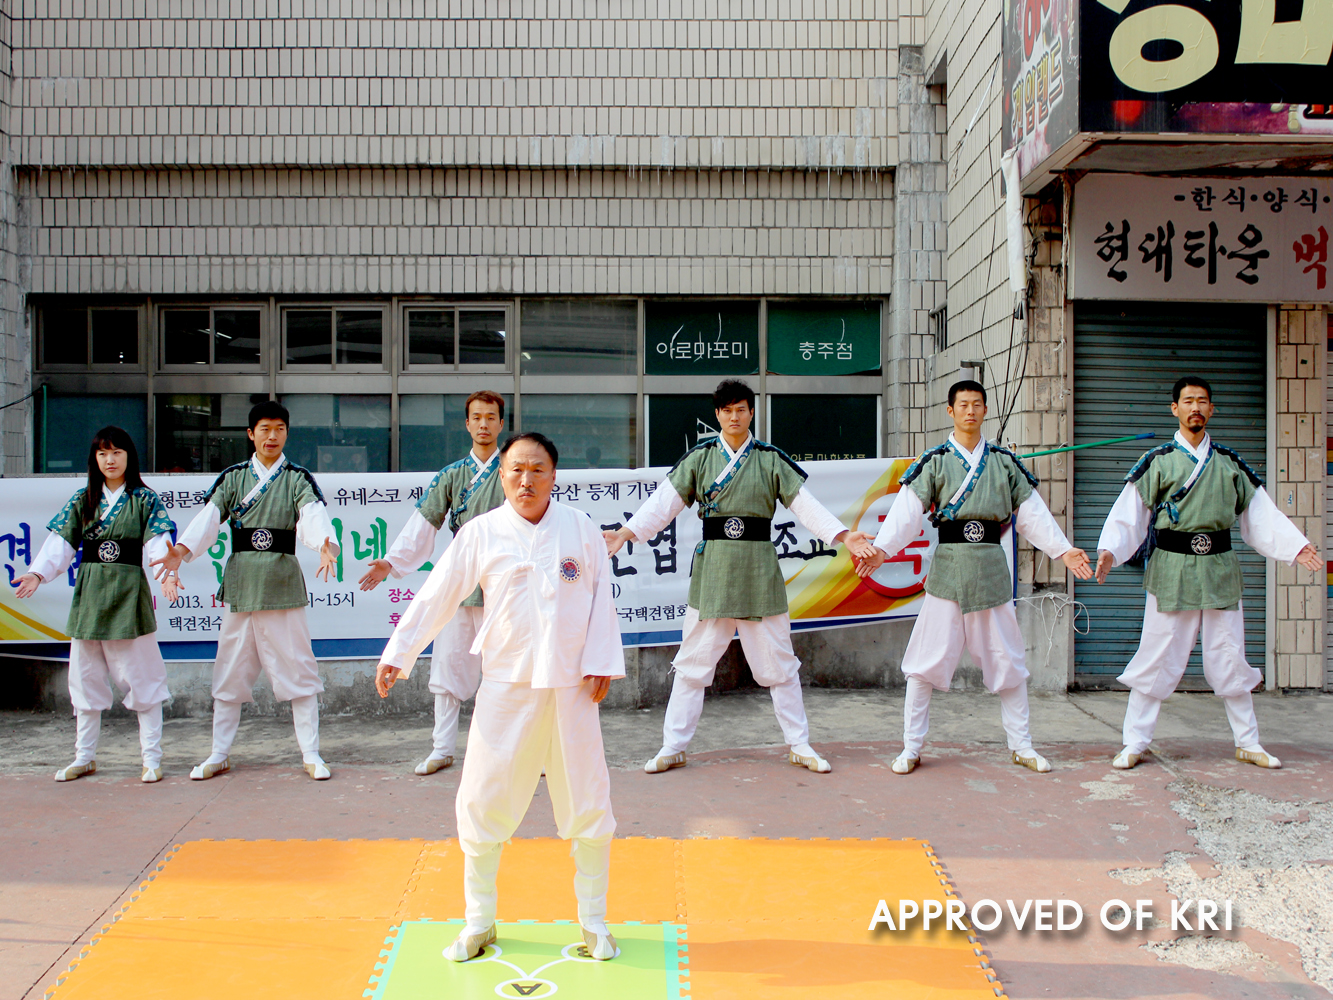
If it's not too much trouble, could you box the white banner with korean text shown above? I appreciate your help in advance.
[1073,174,1333,302]
[0,460,1015,660]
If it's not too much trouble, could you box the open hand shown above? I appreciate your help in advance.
[317,540,337,582]
[586,675,612,703]
[11,573,41,599]
[1094,550,1115,584]
[358,559,392,591]
[150,543,187,581]
[161,572,181,603]
[1062,547,1093,581]
[841,530,877,560]
[603,527,633,557]
[375,663,401,698]
[854,546,888,578]
[1297,544,1322,572]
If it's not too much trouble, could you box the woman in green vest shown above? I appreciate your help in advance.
[14,426,177,783]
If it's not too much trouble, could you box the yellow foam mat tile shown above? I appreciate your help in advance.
[397,836,680,923]
[679,837,951,923]
[45,918,394,1000]
[127,838,427,920]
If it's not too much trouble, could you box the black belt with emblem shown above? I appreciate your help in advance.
[80,538,144,565]
[230,527,298,554]
[702,516,772,541]
[936,519,1004,545]
[1154,528,1232,556]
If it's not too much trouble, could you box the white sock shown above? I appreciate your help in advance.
[462,842,504,933]
[138,703,164,768]
[902,677,932,756]
[430,693,461,759]
[207,700,241,764]
[73,709,100,765]
[572,836,612,935]
[292,694,321,763]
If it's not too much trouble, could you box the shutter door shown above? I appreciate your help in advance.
[1072,303,1268,687]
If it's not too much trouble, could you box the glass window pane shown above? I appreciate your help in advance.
[768,394,879,461]
[399,393,515,471]
[37,394,147,472]
[155,393,262,472]
[90,310,139,365]
[285,310,332,365]
[162,309,211,366]
[43,307,88,366]
[214,310,263,366]
[459,310,507,366]
[281,394,390,473]
[335,310,384,366]
[644,301,758,375]
[407,310,455,366]
[646,394,719,466]
[520,394,635,470]
[766,301,881,375]
[520,300,637,375]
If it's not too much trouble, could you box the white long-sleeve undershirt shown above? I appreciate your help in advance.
[872,487,1072,560]
[624,476,848,547]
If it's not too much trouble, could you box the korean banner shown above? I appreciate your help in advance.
[0,458,1015,660]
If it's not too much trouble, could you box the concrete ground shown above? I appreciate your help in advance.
[3,688,1333,1000]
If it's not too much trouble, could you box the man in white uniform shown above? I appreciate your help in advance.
[376,432,624,963]
[1095,376,1320,769]
[359,389,506,775]
[857,381,1092,774]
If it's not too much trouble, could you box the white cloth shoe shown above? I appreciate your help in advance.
[1012,749,1052,773]
[581,926,619,960]
[190,758,230,780]
[644,747,687,773]
[444,925,496,962]
[415,756,453,775]
[1112,748,1142,770]
[891,751,919,775]
[303,757,332,780]
[141,766,163,783]
[788,743,831,773]
[55,761,96,782]
[1235,746,1282,769]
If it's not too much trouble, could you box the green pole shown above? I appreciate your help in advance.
[1019,432,1155,460]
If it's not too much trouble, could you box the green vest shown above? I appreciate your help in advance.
[204,461,326,613]
[902,441,1036,614]
[1129,441,1260,612]
[51,486,176,640]
[415,453,505,607]
[667,438,806,620]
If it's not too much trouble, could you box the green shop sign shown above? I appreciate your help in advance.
[766,301,881,376]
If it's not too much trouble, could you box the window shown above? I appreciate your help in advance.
[646,395,718,466]
[929,305,948,352]
[40,306,140,367]
[36,393,147,472]
[399,393,515,472]
[405,306,509,370]
[281,394,391,472]
[520,300,637,375]
[644,301,758,376]
[520,395,636,469]
[161,308,262,368]
[283,308,385,368]
[768,394,880,461]
[766,301,881,375]
[155,394,264,472]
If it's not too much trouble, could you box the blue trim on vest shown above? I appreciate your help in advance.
[752,439,809,481]
[1123,444,1177,485]
[898,443,951,486]
[1211,443,1264,488]
[989,444,1040,488]
[289,464,326,504]
[202,462,251,505]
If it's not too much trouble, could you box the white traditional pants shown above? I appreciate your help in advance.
[208,608,323,762]
[899,594,1034,755]
[426,607,484,758]
[456,677,615,934]
[67,636,169,768]
[1118,594,1262,753]
[662,607,810,752]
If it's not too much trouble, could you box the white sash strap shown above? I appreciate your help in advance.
[945,438,986,509]
[241,456,287,507]
[711,434,753,490]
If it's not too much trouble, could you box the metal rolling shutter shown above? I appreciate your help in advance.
[1072,303,1268,687]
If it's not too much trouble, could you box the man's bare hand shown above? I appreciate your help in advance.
[317,540,337,582]
[161,572,181,603]
[1095,550,1115,584]
[375,664,401,698]
[841,530,876,560]
[586,675,612,703]
[854,546,888,578]
[359,559,393,591]
[1297,544,1323,572]
[603,527,635,557]
[11,573,41,599]
[150,543,188,581]
[1062,547,1093,581]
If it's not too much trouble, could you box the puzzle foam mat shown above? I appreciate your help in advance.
[44,837,1006,1000]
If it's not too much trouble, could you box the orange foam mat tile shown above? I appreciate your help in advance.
[397,836,680,923]
[679,837,954,924]
[682,919,1002,1000]
[126,838,427,921]
[44,918,394,1000]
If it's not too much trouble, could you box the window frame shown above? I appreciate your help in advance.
[280,302,391,372]
[401,301,513,374]
[39,304,145,372]
[158,304,267,372]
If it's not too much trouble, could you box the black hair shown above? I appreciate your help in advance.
[500,431,559,467]
[713,378,755,411]
[83,426,146,524]
[948,379,987,407]
[1172,376,1212,403]
[248,400,290,431]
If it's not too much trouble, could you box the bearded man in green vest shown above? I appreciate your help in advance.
[857,380,1093,775]
[606,378,876,775]
[1095,375,1321,770]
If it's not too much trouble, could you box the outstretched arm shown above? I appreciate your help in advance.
[14,533,77,596]
[1240,487,1320,569]
[1094,483,1151,584]
[1013,491,1092,581]
[362,511,439,591]
[787,487,874,557]
[856,489,926,577]
[606,476,687,555]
